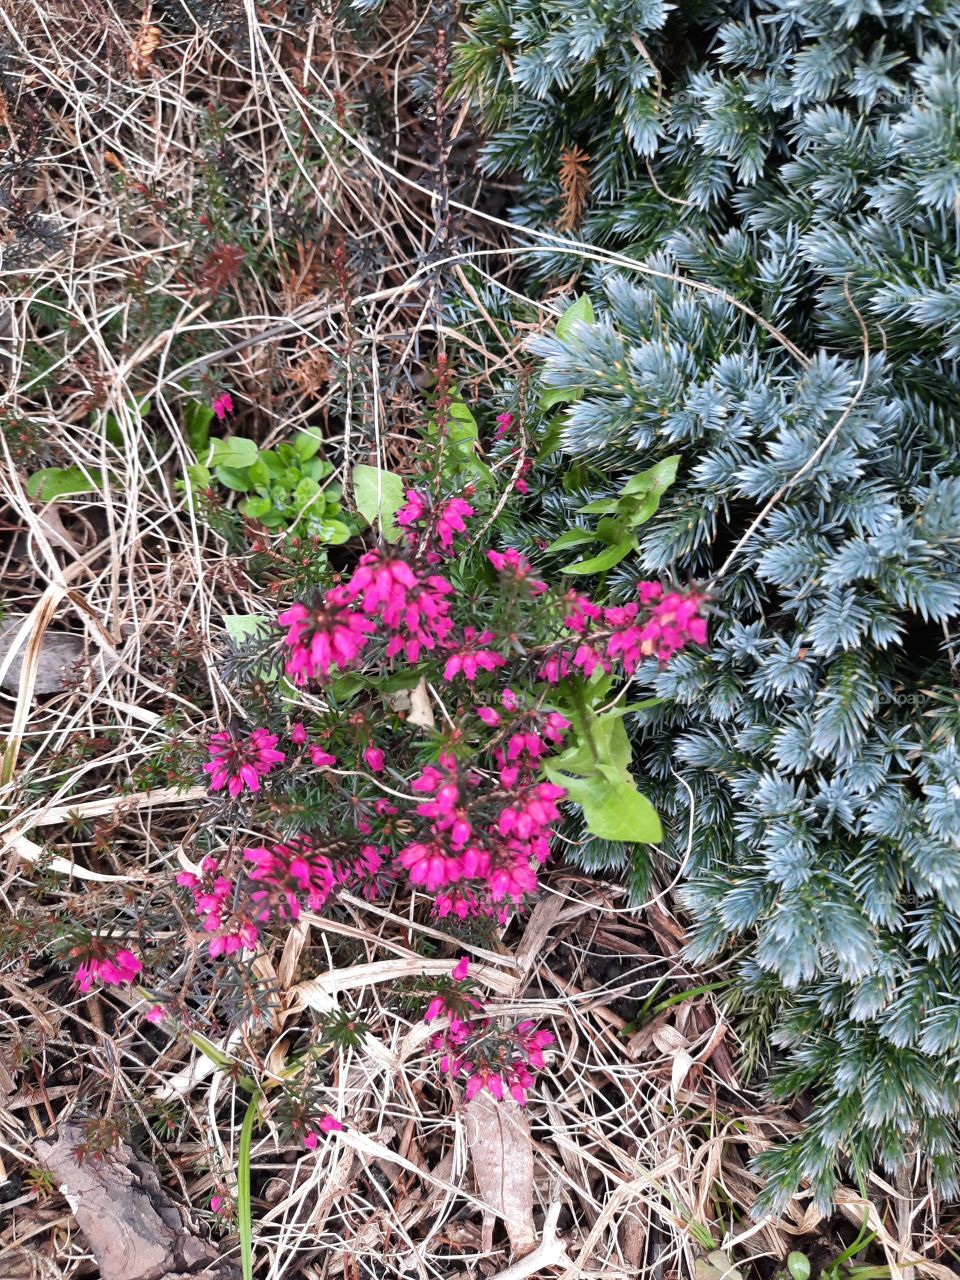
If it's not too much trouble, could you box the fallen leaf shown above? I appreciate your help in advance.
[464,1091,537,1256]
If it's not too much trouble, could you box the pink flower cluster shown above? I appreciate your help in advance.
[204,729,285,797]
[425,958,553,1105]
[177,857,259,958]
[279,552,455,681]
[74,946,142,993]
[396,489,474,559]
[540,582,708,682]
[178,844,391,956]
[396,751,565,909]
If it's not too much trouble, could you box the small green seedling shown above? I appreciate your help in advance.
[543,455,680,574]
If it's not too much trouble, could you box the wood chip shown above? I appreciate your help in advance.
[36,1124,239,1280]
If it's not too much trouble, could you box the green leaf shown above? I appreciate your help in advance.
[240,495,273,520]
[544,528,597,554]
[26,466,99,502]
[292,427,324,460]
[183,399,214,454]
[210,436,259,469]
[546,765,663,844]
[224,614,270,645]
[301,457,333,482]
[786,1254,811,1280]
[185,463,211,490]
[214,464,255,492]
[312,518,351,544]
[577,497,620,515]
[555,293,595,343]
[293,475,321,507]
[540,385,580,409]
[622,455,680,498]
[562,538,635,575]
[353,465,405,541]
[237,1092,259,1280]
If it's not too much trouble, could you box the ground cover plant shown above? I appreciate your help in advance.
[1,1,960,1280]
[454,0,960,1222]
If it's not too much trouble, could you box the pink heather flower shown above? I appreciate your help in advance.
[208,922,259,958]
[494,412,514,439]
[487,548,546,594]
[290,722,308,745]
[452,956,470,981]
[516,1020,555,1069]
[363,746,385,773]
[319,1114,344,1133]
[279,592,374,685]
[210,1195,228,1216]
[397,840,463,892]
[246,838,335,921]
[203,728,285,797]
[443,628,506,682]
[435,497,474,551]
[303,1131,318,1150]
[75,947,142,993]
[515,458,532,495]
[346,552,454,662]
[212,392,234,421]
[396,489,427,527]
[145,1005,165,1024]
[476,706,500,727]
[564,592,603,634]
[309,745,337,768]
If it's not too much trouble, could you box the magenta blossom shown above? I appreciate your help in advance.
[435,497,474,551]
[212,392,234,420]
[443,628,506,682]
[74,946,142,993]
[487,548,546,594]
[203,728,284,797]
[279,591,374,684]
[363,746,385,773]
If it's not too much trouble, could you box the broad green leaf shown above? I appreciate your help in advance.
[546,764,663,844]
[595,516,629,545]
[27,466,99,502]
[562,538,635,575]
[210,436,259,469]
[544,528,597,554]
[313,518,351,544]
[540,385,580,409]
[302,457,333,482]
[293,427,324,460]
[555,294,595,343]
[186,463,211,490]
[258,450,287,480]
[224,614,270,644]
[622,455,680,497]
[353,464,405,542]
[240,495,273,520]
[215,464,255,492]
[293,476,321,507]
[448,397,478,433]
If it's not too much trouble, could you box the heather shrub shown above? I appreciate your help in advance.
[453,0,960,1211]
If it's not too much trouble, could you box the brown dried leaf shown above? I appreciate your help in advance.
[129,25,161,77]
[464,1091,537,1257]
